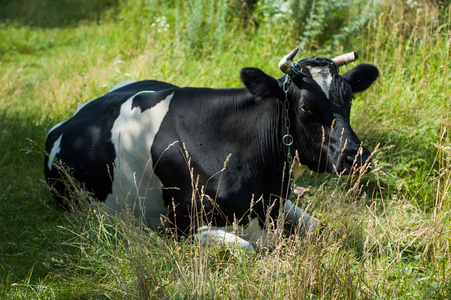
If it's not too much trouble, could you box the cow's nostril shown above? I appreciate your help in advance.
[344,151,371,167]
[346,155,356,163]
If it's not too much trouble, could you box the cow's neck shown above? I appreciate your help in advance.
[223,89,290,179]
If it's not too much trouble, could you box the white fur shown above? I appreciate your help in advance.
[241,218,271,244]
[194,203,318,251]
[194,226,255,251]
[47,134,63,171]
[104,91,174,229]
[308,66,333,99]
[194,217,280,251]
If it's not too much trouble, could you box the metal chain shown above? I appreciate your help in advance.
[282,75,293,166]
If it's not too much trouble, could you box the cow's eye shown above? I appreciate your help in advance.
[300,102,311,114]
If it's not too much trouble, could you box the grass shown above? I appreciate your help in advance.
[1,0,451,298]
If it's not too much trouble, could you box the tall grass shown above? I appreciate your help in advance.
[357,0,451,209]
[1,0,451,298]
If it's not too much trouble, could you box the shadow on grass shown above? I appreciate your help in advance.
[0,109,71,285]
[0,0,119,27]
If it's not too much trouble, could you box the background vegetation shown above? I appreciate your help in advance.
[1,0,450,298]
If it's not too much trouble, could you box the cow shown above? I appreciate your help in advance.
[44,48,379,250]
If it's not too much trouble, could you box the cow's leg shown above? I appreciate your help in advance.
[194,218,285,251]
[194,226,255,251]
[284,200,319,234]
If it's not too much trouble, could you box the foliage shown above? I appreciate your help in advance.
[0,0,119,27]
[254,0,379,55]
[1,0,450,298]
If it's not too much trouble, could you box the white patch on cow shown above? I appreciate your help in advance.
[307,66,333,99]
[241,217,277,247]
[47,134,63,171]
[105,91,174,229]
[109,80,136,93]
[193,201,319,251]
[195,218,281,251]
[284,200,318,234]
[194,226,255,251]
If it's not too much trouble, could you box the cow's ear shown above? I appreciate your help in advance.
[342,63,379,93]
[240,68,284,99]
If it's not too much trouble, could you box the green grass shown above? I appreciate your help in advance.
[1,0,451,298]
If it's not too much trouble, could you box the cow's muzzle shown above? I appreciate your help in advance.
[338,147,372,175]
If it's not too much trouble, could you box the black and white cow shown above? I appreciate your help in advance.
[44,49,378,250]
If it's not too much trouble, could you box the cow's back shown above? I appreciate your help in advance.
[45,80,178,227]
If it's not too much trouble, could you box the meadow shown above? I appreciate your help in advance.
[1,0,450,298]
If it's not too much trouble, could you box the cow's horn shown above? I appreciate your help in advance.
[332,51,359,67]
[279,48,299,75]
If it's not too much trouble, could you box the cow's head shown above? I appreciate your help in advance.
[240,48,378,175]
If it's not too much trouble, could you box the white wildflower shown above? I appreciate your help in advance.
[279,1,292,14]
[405,0,418,8]
[151,16,170,33]
[270,0,292,19]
